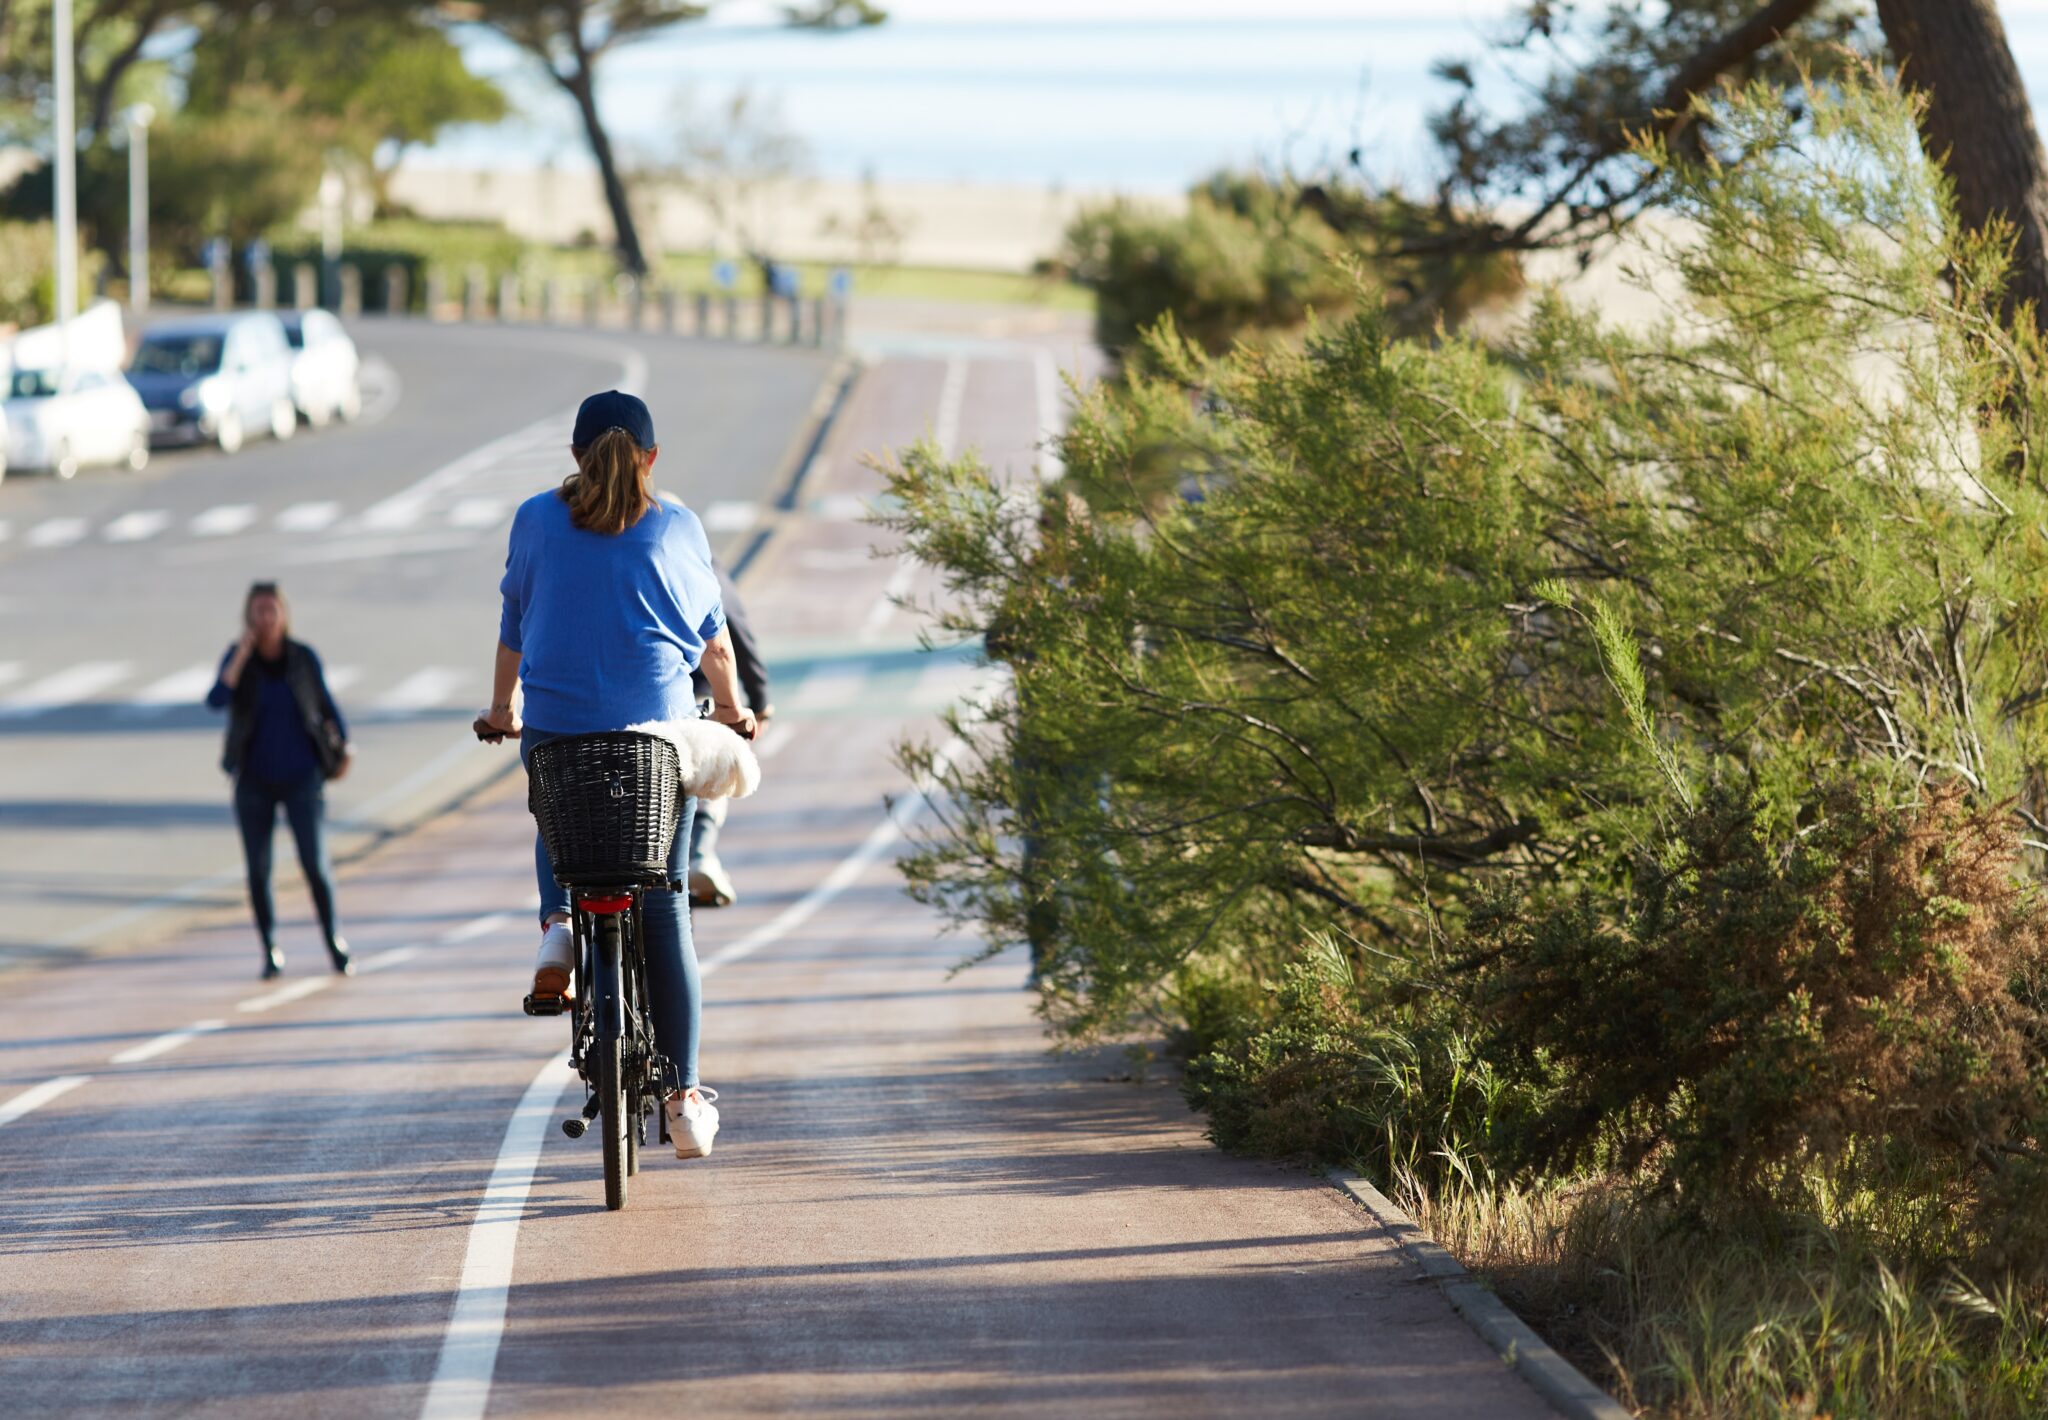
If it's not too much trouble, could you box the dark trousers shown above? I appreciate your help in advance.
[233,772,340,953]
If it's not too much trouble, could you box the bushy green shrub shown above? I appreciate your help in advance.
[1473,779,2048,1208]
[1058,173,1521,366]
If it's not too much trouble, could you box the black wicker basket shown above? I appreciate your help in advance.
[526,732,682,889]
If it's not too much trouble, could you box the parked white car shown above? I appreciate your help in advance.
[3,367,151,479]
[281,309,361,427]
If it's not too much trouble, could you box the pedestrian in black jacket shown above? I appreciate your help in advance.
[206,581,354,979]
[688,563,772,905]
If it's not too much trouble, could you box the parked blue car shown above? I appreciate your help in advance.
[127,313,298,454]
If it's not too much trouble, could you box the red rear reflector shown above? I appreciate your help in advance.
[579,894,634,915]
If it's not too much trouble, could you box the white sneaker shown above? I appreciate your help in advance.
[532,922,575,999]
[688,857,736,908]
[666,1087,720,1159]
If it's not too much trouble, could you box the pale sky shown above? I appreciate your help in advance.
[708,2,2048,23]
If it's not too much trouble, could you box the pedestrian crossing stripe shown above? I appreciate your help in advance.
[189,505,256,537]
[27,518,87,548]
[103,510,171,543]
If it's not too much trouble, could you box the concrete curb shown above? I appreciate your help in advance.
[1326,1170,1633,1420]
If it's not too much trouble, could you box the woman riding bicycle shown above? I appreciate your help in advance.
[478,389,757,1160]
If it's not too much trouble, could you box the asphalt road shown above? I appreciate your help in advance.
[0,317,833,970]
[0,314,1563,1418]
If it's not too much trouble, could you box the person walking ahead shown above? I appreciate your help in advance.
[207,581,354,979]
[478,389,757,1161]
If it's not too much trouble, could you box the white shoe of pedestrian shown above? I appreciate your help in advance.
[532,921,575,999]
[688,857,736,908]
[666,1087,720,1159]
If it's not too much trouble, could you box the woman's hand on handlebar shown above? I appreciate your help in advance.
[712,704,759,741]
[474,702,522,744]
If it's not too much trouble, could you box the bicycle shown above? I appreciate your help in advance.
[476,722,684,1211]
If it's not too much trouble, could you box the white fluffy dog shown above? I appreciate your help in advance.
[622,718,762,801]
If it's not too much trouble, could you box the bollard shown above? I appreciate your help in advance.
[810,296,828,348]
[465,266,488,321]
[425,270,447,320]
[384,266,409,315]
[625,279,645,330]
[253,264,276,311]
[583,278,602,326]
[831,297,849,349]
[758,293,775,343]
[541,278,561,324]
[499,273,523,322]
[210,251,232,311]
[694,291,711,338]
[722,293,739,339]
[660,287,679,333]
[339,264,362,318]
[293,262,317,310]
[786,293,804,345]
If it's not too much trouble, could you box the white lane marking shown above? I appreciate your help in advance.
[238,977,329,1014]
[277,500,343,533]
[811,493,868,521]
[356,945,420,974]
[103,509,171,543]
[859,557,920,643]
[27,517,88,549]
[190,504,257,537]
[701,729,971,973]
[703,500,760,532]
[753,721,798,763]
[424,733,970,1420]
[0,662,21,691]
[911,658,986,710]
[934,354,968,459]
[443,913,511,944]
[373,667,467,713]
[418,1052,577,1420]
[358,344,645,534]
[0,661,133,717]
[1034,345,1067,484]
[332,732,485,831]
[325,666,363,694]
[110,1020,227,1065]
[0,1075,90,1128]
[447,498,507,530]
[789,664,867,713]
[119,662,216,714]
[795,546,875,572]
[356,356,403,425]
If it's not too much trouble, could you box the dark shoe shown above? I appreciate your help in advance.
[328,939,354,977]
[261,947,284,980]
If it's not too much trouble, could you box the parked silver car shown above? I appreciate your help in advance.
[4,366,152,479]
[127,313,298,454]
[281,309,362,428]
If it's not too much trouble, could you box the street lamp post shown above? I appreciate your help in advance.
[127,104,155,315]
[52,0,78,358]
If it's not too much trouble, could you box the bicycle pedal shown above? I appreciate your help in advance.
[522,993,567,1017]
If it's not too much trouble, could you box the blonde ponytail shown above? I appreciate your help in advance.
[559,427,653,535]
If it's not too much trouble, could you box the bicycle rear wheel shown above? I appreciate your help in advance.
[595,913,628,1211]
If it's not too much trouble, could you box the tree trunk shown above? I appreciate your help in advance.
[1874,0,2048,324]
[559,61,649,278]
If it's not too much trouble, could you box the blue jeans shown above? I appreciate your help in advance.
[521,727,701,1089]
[233,771,340,953]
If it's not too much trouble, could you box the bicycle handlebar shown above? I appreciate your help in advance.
[474,714,758,744]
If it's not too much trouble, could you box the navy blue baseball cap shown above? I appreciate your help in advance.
[572,389,656,450]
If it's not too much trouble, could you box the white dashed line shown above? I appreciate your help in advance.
[790,664,867,712]
[27,517,88,549]
[110,1020,227,1065]
[356,946,420,974]
[103,509,171,543]
[0,1075,91,1128]
[704,500,761,532]
[859,558,920,643]
[237,978,329,1014]
[373,667,467,713]
[0,661,132,717]
[443,913,511,944]
[118,663,218,715]
[277,501,343,533]
[190,504,257,537]
[447,498,507,530]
